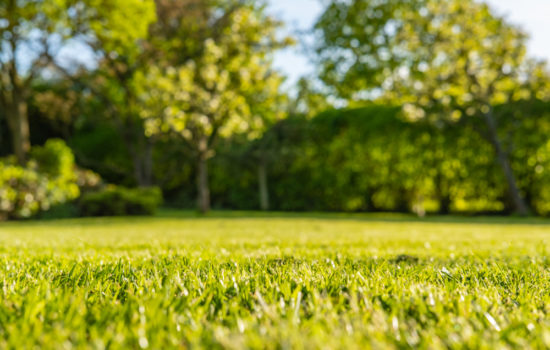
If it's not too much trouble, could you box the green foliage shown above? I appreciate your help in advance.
[0,0,156,163]
[38,202,80,220]
[494,100,550,215]
[138,2,290,142]
[30,139,75,179]
[1,214,550,348]
[313,0,550,214]
[70,121,136,185]
[84,0,156,59]
[132,0,292,212]
[314,0,414,98]
[391,0,546,124]
[314,0,548,105]
[5,0,550,218]
[79,186,162,217]
[0,139,79,219]
[288,78,334,117]
[184,103,550,215]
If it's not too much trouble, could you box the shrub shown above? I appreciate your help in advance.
[38,202,80,220]
[36,168,105,220]
[37,164,103,220]
[30,139,75,179]
[0,139,79,220]
[74,168,103,193]
[79,186,162,217]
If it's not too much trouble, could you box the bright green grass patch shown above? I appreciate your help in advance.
[1,212,550,349]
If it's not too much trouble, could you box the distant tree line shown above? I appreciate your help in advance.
[1,0,549,216]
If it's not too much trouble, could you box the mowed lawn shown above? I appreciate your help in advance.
[1,212,550,349]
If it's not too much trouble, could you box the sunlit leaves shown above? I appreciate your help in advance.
[137,2,290,147]
[82,0,156,59]
[314,0,550,120]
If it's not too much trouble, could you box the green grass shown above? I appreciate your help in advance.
[1,211,550,349]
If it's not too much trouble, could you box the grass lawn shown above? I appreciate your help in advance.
[1,211,550,349]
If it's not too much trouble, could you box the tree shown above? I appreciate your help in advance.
[396,0,549,215]
[0,0,69,164]
[288,78,333,118]
[0,0,154,166]
[314,0,550,215]
[314,0,415,100]
[245,74,287,211]
[69,0,156,186]
[137,1,289,213]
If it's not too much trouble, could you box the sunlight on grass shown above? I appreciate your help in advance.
[0,212,549,348]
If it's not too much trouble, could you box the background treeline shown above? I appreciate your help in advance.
[3,96,550,216]
[1,0,550,218]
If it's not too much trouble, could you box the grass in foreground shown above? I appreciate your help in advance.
[0,212,550,349]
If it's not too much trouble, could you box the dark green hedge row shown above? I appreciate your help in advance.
[64,101,550,215]
[199,102,550,215]
[79,186,163,217]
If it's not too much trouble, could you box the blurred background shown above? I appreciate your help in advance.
[1,0,550,219]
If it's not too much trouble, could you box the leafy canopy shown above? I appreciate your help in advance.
[136,1,291,146]
[314,0,550,117]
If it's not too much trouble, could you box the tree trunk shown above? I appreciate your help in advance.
[142,139,154,186]
[132,152,144,187]
[196,138,210,213]
[258,154,269,211]
[131,139,154,187]
[5,97,30,165]
[128,132,154,187]
[435,173,451,214]
[439,194,451,215]
[483,109,529,216]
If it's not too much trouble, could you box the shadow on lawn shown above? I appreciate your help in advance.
[2,208,549,227]
[155,209,550,226]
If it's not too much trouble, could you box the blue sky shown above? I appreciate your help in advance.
[268,0,550,86]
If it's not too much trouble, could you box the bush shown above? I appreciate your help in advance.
[0,139,80,220]
[79,186,162,217]
[36,163,103,220]
[30,139,75,179]
[38,202,80,220]
[74,168,103,193]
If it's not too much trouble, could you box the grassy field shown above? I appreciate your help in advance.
[1,211,550,349]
